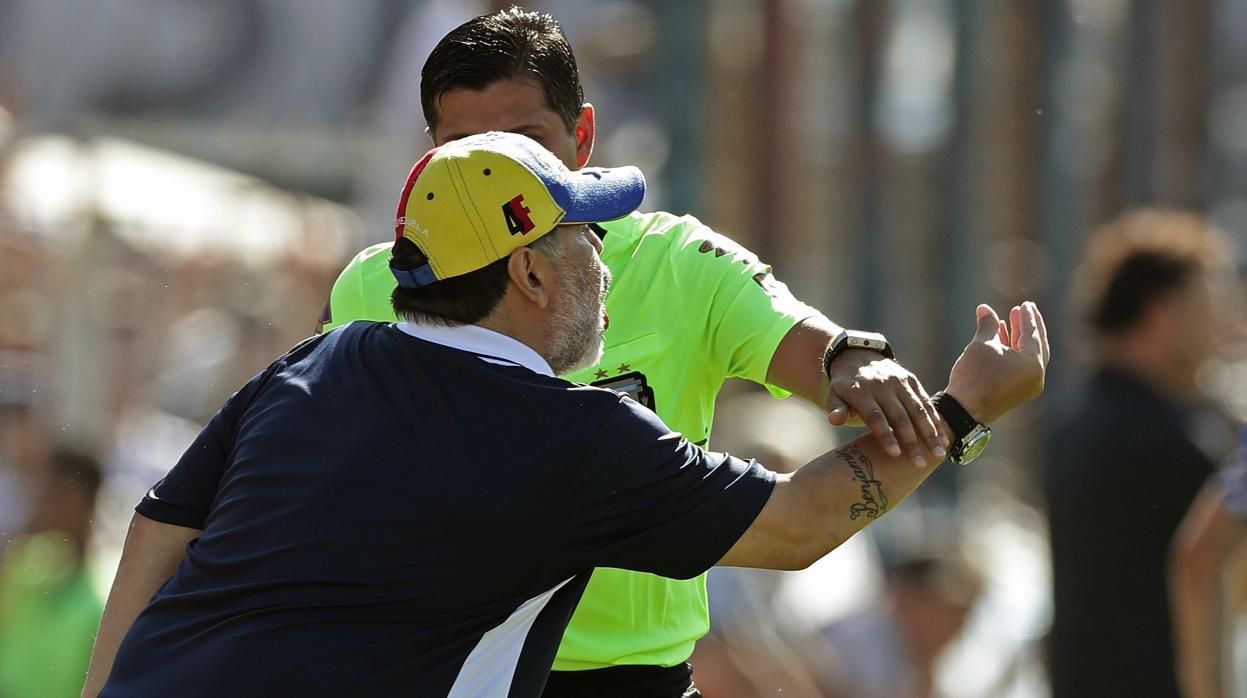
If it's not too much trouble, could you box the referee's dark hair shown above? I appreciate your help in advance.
[1077,208,1225,339]
[390,234,562,327]
[421,6,584,136]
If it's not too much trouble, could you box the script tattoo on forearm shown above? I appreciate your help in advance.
[840,446,888,520]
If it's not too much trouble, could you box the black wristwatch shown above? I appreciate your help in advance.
[822,329,894,380]
[933,391,991,465]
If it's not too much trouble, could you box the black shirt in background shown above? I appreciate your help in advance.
[1044,367,1228,698]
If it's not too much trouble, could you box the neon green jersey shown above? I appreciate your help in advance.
[321,210,818,670]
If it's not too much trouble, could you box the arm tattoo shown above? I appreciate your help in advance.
[840,446,888,520]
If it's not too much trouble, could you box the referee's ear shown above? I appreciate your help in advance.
[506,244,557,311]
[574,104,595,169]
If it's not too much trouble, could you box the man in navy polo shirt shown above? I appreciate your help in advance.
[83,132,1049,697]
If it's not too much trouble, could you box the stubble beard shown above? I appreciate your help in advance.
[545,259,612,376]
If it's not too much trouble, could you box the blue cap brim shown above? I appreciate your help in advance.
[545,166,646,224]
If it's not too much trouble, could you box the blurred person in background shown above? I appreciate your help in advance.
[0,402,54,549]
[1044,208,1239,698]
[1171,424,1247,698]
[322,9,955,695]
[808,546,983,698]
[0,448,103,697]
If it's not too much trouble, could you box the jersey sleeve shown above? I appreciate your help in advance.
[135,362,282,529]
[673,222,820,395]
[564,395,776,579]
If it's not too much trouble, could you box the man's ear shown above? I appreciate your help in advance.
[424,125,436,147]
[575,104,595,168]
[507,245,555,309]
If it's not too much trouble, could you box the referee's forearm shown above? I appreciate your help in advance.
[765,315,838,406]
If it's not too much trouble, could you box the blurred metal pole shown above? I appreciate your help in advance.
[939,0,979,368]
[752,0,795,263]
[1123,0,1157,206]
[1154,0,1211,207]
[1036,0,1080,405]
[1208,0,1245,214]
[655,0,703,216]
[848,0,889,327]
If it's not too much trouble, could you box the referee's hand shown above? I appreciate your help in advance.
[825,352,947,468]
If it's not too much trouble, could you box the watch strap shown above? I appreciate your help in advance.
[932,390,982,444]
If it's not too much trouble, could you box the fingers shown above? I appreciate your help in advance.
[826,353,907,456]
[997,319,1009,345]
[973,304,1002,343]
[906,377,949,459]
[825,394,851,426]
[1010,305,1023,350]
[997,301,1048,362]
[858,386,945,466]
[856,398,903,459]
[1016,301,1045,358]
[828,355,947,465]
[871,394,934,467]
[1033,303,1051,364]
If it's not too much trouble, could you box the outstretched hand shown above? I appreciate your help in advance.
[945,302,1049,424]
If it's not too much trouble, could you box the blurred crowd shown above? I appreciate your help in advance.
[0,1,1246,697]
[0,177,348,695]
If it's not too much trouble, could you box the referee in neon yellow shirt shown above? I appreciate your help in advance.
[321,8,951,697]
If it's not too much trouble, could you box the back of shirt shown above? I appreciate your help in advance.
[103,322,774,697]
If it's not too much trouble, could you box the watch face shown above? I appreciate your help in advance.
[955,429,992,465]
[840,330,894,360]
[847,336,887,352]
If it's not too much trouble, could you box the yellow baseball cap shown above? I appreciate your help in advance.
[390,131,645,288]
